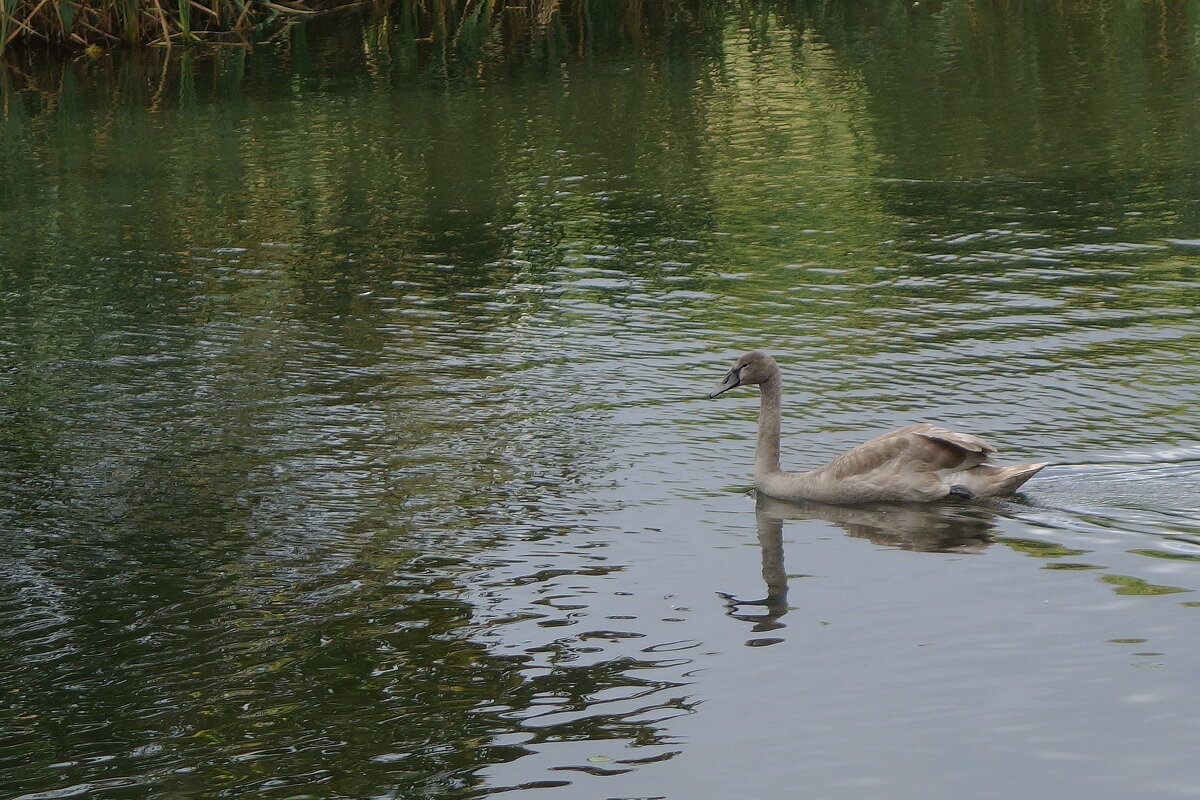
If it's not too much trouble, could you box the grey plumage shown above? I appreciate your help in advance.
[710,351,1048,504]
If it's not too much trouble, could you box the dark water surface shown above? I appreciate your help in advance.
[4,4,1200,798]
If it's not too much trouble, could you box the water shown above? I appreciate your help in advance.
[3,3,1200,798]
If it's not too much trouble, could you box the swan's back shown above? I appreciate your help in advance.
[817,424,992,480]
[766,423,1045,503]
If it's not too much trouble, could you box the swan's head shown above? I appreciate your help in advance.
[708,350,778,398]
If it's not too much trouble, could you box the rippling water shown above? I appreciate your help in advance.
[4,3,1200,798]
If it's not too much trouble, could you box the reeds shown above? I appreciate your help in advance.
[1,0,318,51]
[0,0,588,55]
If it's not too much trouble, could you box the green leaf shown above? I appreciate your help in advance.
[58,0,75,30]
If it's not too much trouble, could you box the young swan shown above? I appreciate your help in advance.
[709,350,1048,504]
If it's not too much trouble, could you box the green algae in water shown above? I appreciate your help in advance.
[1042,562,1105,571]
[1107,638,1148,644]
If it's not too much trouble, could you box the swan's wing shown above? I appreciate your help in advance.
[818,423,995,480]
[912,426,996,456]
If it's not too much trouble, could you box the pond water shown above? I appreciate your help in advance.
[3,3,1200,798]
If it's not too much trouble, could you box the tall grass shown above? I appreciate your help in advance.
[1,0,313,51]
[0,0,603,54]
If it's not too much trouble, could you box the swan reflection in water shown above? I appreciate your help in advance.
[722,493,998,632]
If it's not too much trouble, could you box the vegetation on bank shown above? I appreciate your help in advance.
[0,0,713,56]
[5,0,1200,81]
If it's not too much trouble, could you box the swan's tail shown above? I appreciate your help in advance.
[966,462,1050,497]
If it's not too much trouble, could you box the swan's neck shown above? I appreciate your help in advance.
[755,374,783,480]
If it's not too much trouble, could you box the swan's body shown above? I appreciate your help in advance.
[710,351,1048,504]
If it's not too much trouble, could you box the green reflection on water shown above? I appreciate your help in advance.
[4,1,1200,798]
[997,538,1089,559]
[1101,575,1192,596]
[1129,548,1200,562]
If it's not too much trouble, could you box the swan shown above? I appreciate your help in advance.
[709,350,1048,503]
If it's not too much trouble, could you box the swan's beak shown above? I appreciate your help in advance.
[708,370,741,398]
